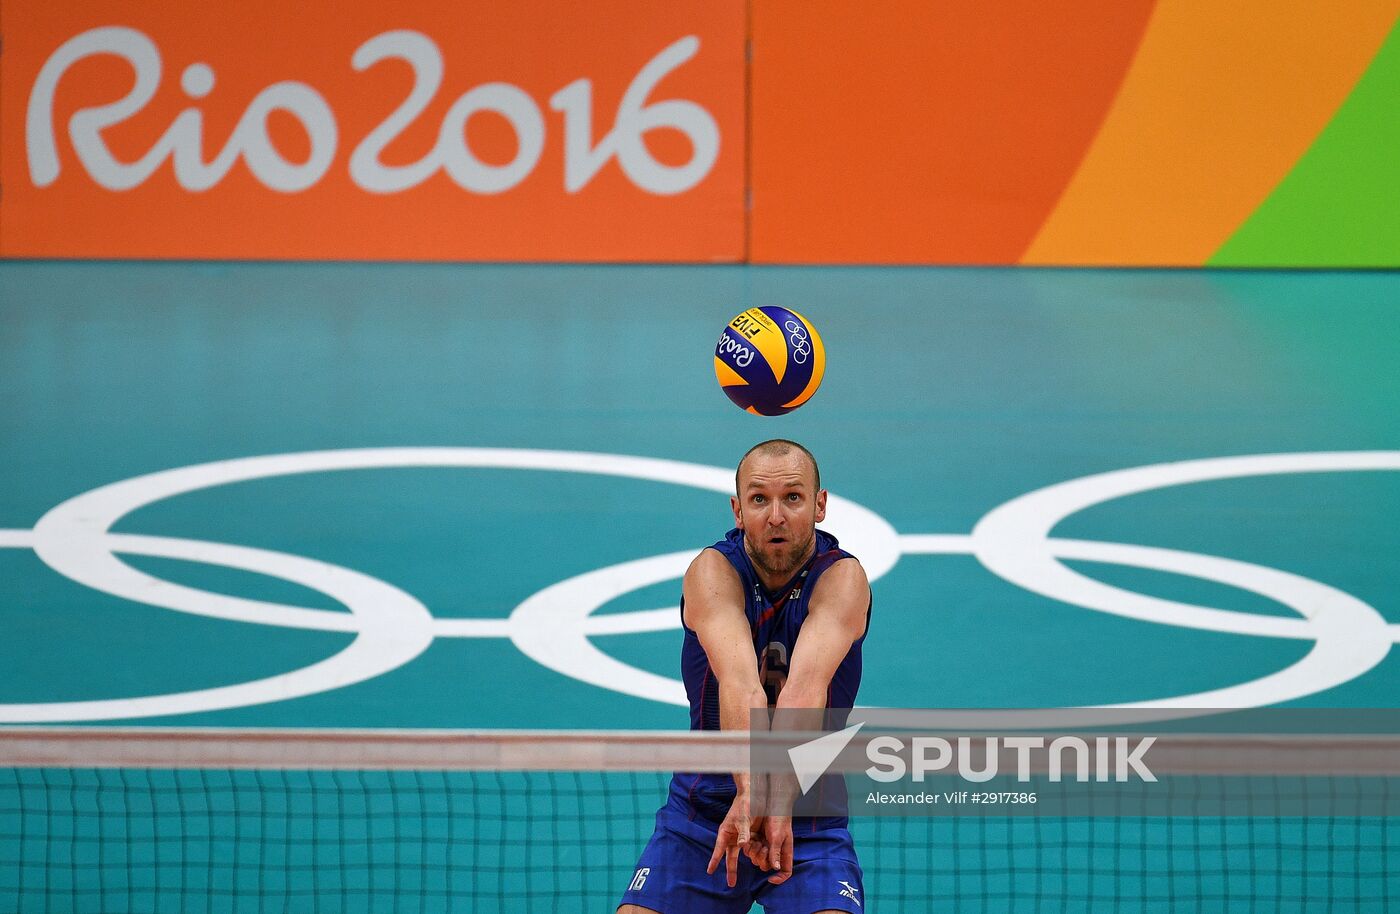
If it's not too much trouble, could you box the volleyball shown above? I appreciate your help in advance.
[714,306,825,416]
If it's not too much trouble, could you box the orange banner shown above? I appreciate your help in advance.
[0,1,744,261]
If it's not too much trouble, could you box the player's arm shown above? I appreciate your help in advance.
[759,558,871,885]
[776,557,870,710]
[684,548,767,755]
[683,548,768,887]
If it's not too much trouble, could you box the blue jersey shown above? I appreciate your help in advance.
[667,527,869,828]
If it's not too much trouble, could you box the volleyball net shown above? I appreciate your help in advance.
[2,727,1398,913]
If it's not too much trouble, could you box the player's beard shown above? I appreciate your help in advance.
[747,525,816,582]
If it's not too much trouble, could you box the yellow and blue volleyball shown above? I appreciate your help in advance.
[714,306,826,416]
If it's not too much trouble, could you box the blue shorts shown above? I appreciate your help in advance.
[617,803,865,914]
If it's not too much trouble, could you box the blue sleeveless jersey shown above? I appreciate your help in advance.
[667,527,869,829]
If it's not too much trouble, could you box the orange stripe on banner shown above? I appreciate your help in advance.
[1022,1,1400,266]
[749,1,1155,265]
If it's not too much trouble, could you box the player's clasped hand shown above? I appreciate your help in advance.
[746,815,794,885]
[707,800,796,888]
[705,797,753,887]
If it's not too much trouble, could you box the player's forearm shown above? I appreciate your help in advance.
[773,683,831,780]
[773,679,828,712]
[720,680,768,794]
[767,683,830,816]
[719,680,767,733]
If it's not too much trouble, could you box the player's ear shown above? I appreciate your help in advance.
[814,489,827,523]
[731,494,743,525]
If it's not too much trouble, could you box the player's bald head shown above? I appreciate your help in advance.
[735,439,821,494]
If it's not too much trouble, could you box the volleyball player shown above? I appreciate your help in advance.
[619,439,872,914]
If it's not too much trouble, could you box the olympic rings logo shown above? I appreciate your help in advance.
[784,319,811,364]
[1,448,1397,725]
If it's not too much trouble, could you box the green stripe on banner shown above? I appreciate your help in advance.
[1211,18,1400,268]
